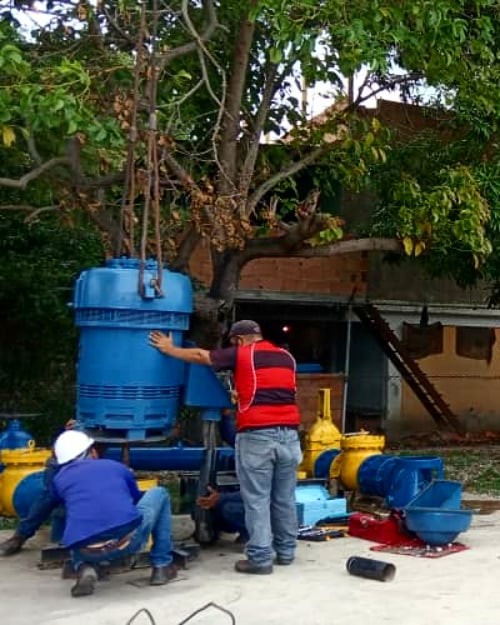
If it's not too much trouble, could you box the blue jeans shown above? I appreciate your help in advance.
[71,487,173,569]
[214,492,247,540]
[235,427,302,567]
[17,459,65,542]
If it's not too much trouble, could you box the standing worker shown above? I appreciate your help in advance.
[149,319,302,575]
[51,430,177,597]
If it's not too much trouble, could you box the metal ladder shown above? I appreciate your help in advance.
[353,303,464,435]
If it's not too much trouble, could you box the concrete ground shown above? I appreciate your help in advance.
[1,509,499,625]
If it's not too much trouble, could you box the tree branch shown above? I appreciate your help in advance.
[240,236,401,265]
[171,224,202,272]
[247,145,327,215]
[238,62,278,197]
[102,5,136,47]
[351,72,423,110]
[157,0,219,69]
[161,147,200,193]
[296,237,402,257]
[26,132,42,165]
[0,158,69,189]
[217,2,257,193]
[0,204,60,223]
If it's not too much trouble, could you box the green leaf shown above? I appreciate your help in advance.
[269,47,282,64]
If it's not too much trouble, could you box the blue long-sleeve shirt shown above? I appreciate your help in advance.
[52,458,142,548]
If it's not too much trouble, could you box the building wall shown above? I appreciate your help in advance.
[376,304,500,437]
[367,252,488,305]
[400,325,500,434]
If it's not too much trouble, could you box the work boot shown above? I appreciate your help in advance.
[62,561,110,581]
[275,556,294,566]
[149,563,178,586]
[0,534,26,557]
[71,565,98,598]
[234,559,273,575]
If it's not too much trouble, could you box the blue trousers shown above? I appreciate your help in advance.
[214,491,247,540]
[235,427,302,567]
[17,459,65,543]
[71,487,174,569]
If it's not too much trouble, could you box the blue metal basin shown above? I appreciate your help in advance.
[404,507,472,545]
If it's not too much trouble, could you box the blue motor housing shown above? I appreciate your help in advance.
[73,258,193,441]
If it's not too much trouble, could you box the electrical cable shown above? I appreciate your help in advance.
[125,608,156,625]
[125,601,236,625]
[177,601,236,624]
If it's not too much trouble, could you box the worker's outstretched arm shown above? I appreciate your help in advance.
[149,330,212,365]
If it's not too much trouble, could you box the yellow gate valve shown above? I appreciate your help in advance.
[329,431,385,491]
[299,388,342,478]
[0,441,52,517]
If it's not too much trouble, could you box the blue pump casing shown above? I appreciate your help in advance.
[357,454,444,508]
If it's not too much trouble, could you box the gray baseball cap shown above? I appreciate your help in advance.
[228,319,262,337]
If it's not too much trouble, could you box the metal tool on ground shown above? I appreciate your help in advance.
[297,526,345,541]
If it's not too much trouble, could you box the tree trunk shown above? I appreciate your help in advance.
[209,248,242,304]
[188,248,242,348]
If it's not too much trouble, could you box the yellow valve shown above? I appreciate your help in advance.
[0,446,52,517]
[299,388,342,478]
[136,478,159,491]
[330,431,385,491]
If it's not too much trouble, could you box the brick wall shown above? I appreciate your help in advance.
[296,373,344,431]
[189,238,367,296]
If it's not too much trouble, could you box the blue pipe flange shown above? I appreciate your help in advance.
[373,455,400,497]
[358,454,399,498]
[313,449,340,479]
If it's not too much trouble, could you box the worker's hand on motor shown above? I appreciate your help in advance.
[197,486,220,510]
[149,330,173,354]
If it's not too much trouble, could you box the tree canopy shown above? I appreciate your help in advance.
[1,0,500,307]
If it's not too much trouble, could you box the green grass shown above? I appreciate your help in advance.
[0,517,18,531]
[395,448,500,497]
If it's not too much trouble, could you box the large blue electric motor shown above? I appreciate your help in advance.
[73,258,193,441]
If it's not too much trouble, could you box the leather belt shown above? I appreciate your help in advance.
[79,531,134,556]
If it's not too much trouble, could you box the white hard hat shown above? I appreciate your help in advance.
[54,430,94,465]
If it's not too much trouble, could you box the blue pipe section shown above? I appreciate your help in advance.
[313,449,341,479]
[103,446,235,472]
[8,447,235,519]
[357,454,444,508]
[12,471,45,519]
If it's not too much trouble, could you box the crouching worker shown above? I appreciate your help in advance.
[197,487,247,545]
[52,430,177,598]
